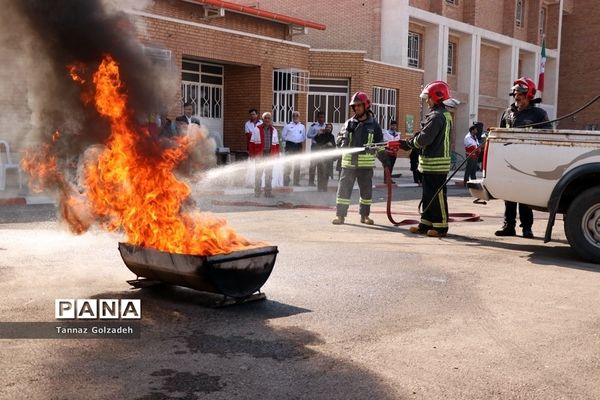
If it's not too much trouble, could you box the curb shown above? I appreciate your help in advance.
[0,197,27,206]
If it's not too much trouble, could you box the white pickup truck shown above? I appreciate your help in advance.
[468,128,600,264]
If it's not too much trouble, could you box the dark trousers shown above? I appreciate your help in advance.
[316,158,332,192]
[284,141,302,186]
[308,143,317,184]
[336,168,373,217]
[464,157,478,185]
[254,159,273,195]
[504,201,533,230]
[410,149,422,183]
[383,155,396,182]
[418,173,449,234]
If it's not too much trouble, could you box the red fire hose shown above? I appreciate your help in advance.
[383,163,480,226]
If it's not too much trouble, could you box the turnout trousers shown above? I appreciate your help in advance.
[503,201,533,230]
[335,168,373,217]
[417,172,449,234]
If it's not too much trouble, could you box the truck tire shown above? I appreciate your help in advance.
[564,186,600,264]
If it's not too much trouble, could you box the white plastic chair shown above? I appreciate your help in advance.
[0,140,23,191]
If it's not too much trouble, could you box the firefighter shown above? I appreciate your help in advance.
[402,80,453,237]
[332,92,383,225]
[494,77,551,239]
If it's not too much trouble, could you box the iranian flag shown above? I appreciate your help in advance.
[538,39,546,94]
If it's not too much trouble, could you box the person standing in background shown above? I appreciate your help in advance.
[307,111,327,186]
[282,111,306,186]
[244,108,261,152]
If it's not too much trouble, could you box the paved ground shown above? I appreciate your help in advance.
[1,173,600,399]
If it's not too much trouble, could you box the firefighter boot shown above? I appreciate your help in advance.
[494,223,516,236]
[332,216,345,225]
[409,226,428,234]
[360,216,374,225]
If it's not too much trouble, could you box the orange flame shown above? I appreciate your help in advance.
[67,63,86,84]
[73,55,251,255]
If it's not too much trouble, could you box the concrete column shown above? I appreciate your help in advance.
[498,44,518,101]
[423,23,449,83]
[455,33,480,154]
[542,56,557,119]
[381,0,409,66]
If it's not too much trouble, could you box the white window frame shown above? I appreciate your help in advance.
[516,0,524,28]
[272,68,309,124]
[408,32,421,68]
[307,78,349,124]
[371,87,397,131]
[447,42,456,75]
[180,59,223,119]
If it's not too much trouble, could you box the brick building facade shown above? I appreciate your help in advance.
[237,0,563,154]
[131,0,423,153]
[557,0,600,130]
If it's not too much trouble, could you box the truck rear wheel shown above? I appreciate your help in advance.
[564,186,600,264]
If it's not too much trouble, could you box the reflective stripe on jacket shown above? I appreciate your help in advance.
[411,104,452,173]
[338,114,383,169]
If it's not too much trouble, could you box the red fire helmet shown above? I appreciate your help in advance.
[511,77,536,99]
[349,91,371,109]
[420,80,451,104]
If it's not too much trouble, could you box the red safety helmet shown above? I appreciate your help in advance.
[349,91,371,109]
[511,77,536,99]
[420,80,451,104]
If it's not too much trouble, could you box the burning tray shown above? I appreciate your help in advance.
[118,243,278,301]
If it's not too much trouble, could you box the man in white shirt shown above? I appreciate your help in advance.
[382,120,401,184]
[306,111,327,186]
[463,123,480,187]
[282,111,306,186]
[244,108,262,152]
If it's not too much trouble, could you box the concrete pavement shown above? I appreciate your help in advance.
[1,180,599,399]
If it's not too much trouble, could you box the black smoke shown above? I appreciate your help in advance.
[9,0,175,150]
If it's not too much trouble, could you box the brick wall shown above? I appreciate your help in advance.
[409,0,431,11]
[364,60,423,136]
[477,108,502,133]
[133,4,311,151]
[146,0,287,40]
[224,65,261,151]
[479,44,499,97]
[235,0,382,59]
[558,0,600,129]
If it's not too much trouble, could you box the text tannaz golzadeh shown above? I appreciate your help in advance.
[55,299,141,320]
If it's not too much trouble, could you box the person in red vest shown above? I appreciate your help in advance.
[248,112,280,198]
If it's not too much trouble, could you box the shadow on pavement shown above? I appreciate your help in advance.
[38,287,401,400]
[446,233,599,272]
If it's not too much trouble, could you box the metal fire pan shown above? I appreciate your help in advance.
[118,243,278,299]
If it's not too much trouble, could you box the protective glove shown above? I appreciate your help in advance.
[364,145,378,155]
[399,139,412,151]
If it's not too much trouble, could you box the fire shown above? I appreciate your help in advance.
[67,63,86,85]
[24,55,253,255]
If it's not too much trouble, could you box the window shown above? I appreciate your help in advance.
[447,42,456,75]
[371,87,397,131]
[539,7,546,37]
[308,79,349,124]
[445,0,458,5]
[408,32,421,68]
[272,69,309,124]
[516,0,524,28]
[180,59,223,119]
